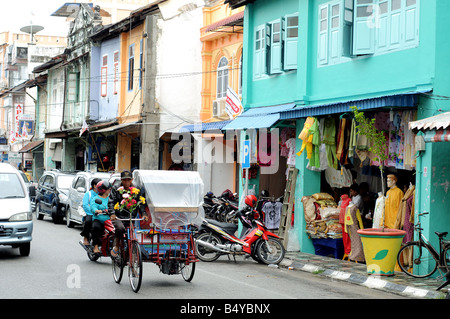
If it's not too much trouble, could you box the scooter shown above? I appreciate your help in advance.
[194,199,285,265]
[79,204,115,262]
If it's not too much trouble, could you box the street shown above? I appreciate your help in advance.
[0,214,407,303]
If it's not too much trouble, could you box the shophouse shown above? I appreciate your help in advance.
[0,31,66,181]
[225,0,450,275]
[183,0,245,195]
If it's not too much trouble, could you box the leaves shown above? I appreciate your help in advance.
[373,249,389,261]
[350,106,388,163]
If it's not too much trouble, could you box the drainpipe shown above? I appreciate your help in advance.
[60,68,67,132]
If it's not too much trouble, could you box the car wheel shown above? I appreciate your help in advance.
[35,202,44,220]
[66,207,75,228]
[51,205,64,224]
[19,243,31,256]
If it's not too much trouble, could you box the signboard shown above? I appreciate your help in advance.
[225,86,243,119]
[242,140,251,169]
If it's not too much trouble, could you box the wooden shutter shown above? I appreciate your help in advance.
[318,4,329,65]
[284,14,298,70]
[353,0,375,55]
[270,19,283,74]
[404,0,419,47]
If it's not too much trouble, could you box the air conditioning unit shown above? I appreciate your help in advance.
[212,99,226,117]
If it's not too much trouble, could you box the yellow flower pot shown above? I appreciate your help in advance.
[357,228,406,276]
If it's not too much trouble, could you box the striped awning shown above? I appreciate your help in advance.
[422,129,450,143]
[409,111,450,132]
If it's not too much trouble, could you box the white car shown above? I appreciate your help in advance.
[0,163,33,256]
[65,171,111,227]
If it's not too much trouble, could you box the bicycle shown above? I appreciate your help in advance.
[111,216,144,293]
[397,212,450,279]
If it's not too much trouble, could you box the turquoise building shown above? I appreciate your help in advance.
[224,0,450,275]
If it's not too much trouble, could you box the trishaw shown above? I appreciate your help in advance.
[111,170,203,293]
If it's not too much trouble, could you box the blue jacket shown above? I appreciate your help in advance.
[82,190,97,216]
[90,195,110,223]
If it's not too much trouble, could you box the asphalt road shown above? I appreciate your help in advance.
[0,214,407,304]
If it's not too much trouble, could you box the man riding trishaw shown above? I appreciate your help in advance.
[108,170,149,258]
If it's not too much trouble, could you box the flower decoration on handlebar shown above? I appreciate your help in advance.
[113,186,146,213]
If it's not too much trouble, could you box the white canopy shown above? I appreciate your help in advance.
[133,170,205,228]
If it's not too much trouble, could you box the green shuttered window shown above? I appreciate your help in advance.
[318,0,419,66]
[254,13,298,78]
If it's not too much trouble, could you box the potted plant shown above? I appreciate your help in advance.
[350,106,406,276]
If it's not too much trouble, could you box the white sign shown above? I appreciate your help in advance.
[225,87,243,119]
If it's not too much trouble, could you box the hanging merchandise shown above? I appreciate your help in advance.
[297,117,315,158]
[285,137,296,166]
[324,166,352,188]
[339,194,352,256]
[344,203,365,262]
[336,114,352,166]
[348,119,357,159]
[280,127,296,158]
[322,117,338,169]
[372,192,385,228]
[394,184,415,244]
[262,200,282,229]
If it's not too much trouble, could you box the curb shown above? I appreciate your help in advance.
[279,257,446,299]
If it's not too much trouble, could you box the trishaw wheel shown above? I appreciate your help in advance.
[112,246,124,283]
[181,262,195,282]
[129,241,143,293]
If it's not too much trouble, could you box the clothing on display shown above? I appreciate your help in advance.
[339,194,352,256]
[394,185,415,243]
[372,192,385,228]
[262,201,282,229]
[384,185,404,229]
[344,204,365,262]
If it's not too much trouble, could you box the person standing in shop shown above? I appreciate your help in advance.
[349,183,364,214]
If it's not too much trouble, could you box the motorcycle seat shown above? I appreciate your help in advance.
[206,219,238,235]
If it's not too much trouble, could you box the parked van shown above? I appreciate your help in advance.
[0,163,33,256]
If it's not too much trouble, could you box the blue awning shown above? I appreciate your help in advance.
[280,91,428,120]
[180,120,232,133]
[222,103,296,130]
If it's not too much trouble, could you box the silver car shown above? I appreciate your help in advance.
[0,163,33,256]
[65,171,111,227]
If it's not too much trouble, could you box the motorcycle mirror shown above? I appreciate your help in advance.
[95,198,102,204]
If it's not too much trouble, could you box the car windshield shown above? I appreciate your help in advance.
[20,171,29,183]
[0,173,25,198]
[57,175,75,189]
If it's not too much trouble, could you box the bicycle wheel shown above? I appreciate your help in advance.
[128,240,143,293]
[181,262,196,282]
[442,244,450,272]
[397,241,438,278]
[112,246,124,284]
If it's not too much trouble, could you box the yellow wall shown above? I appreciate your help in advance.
[200,2,244,122]
[119,24,145,125]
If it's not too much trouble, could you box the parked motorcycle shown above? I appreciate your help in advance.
[194,194,285,265]
[202,190,239,223]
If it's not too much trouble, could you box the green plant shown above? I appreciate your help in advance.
[350,106,388,229]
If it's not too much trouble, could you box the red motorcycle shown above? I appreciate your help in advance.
[194,195,285,264]
[79,213,116,262]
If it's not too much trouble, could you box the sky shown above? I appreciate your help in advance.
[0,0,72,37]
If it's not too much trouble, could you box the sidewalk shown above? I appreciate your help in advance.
[279,251,449,299]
